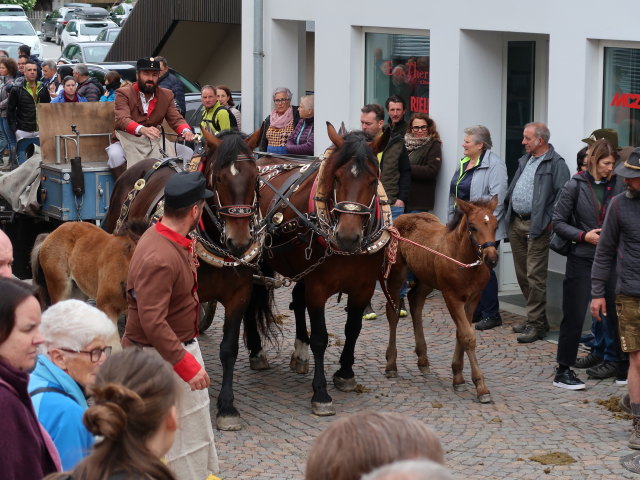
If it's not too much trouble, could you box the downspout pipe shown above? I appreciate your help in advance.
[253,0,264,130]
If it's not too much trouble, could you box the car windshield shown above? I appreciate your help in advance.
[82,45,110,63]
[106,29,119,41]
[0,8,24,16]
[0,20,35,35]
[79,22,110,34]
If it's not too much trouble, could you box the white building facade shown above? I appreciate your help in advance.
[241,0,640,309]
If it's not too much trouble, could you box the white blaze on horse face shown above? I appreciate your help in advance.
[230,161,239,176]
[484,214,489,223]
[351,164,360,177]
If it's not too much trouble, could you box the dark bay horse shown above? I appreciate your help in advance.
[383,197,499,403]
[103,130,278,431]
[247,125,389,416]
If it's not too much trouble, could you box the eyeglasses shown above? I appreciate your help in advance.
[59,346,112,363]
[273,98,291,104]
[411,125,428,131]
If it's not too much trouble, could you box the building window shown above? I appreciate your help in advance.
[603,47,640,147]
[364,32,430,117]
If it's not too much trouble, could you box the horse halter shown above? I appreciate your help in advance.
[466,217,498,259]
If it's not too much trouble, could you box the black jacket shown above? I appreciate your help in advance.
[380,128,411,204]
[7,80,50,132]
[258,106,300,152]
[552,172,624,259]
[159,71,185,115]
[77,76,104,102]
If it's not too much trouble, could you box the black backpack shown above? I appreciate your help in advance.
[211,105,238,131]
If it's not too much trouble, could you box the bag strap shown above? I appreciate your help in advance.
[29,386,76,401]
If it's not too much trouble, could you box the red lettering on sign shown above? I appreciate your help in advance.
[610,92,640,109]
[410,96,429,113]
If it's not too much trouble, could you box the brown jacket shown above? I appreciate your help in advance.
[115,83,189,136]
[122,223,201,381]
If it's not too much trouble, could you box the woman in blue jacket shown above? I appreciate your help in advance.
[100,71,121,102]
[51,76,88,104]
[28,299,117,470]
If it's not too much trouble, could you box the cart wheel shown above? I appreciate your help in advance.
[198,301,217,333]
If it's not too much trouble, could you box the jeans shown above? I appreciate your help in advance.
[390,205,406,298]
[0,117,15,161]
[474,249,501,319]
[16,137,39,165]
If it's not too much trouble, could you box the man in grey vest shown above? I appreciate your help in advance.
[506,122,569,343]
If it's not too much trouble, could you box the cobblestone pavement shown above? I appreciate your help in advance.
[197,287,636,479]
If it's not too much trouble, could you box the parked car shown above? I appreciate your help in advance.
[60,61,202,123]
[109,3,133,26]
[0,40,22,58]
[0,4,25,16]
[60,17,117,48]
[0,16,42,57]
[42,5,89,44]
[59,42,112,64]
[95,26,120,43]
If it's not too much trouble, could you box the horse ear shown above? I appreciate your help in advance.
[454,196,472,214]
[488,194,499,212]
[369,127,389,156]
[326,122,344,148]
[201,128,221,151]
[246,125,262,150]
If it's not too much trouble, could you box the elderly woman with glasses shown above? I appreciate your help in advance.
[258,86,300,154]
[28,299,117,470]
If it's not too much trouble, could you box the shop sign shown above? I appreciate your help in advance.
[610,92,640,109]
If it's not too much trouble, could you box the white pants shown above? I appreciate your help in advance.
[144,340,219,479]
[106,140,194,169]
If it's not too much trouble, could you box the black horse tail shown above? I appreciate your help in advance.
[244,268,282,350]
[30,233,51,306]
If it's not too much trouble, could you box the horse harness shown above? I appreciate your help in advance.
[114,158,181,234]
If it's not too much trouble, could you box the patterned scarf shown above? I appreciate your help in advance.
[270,106,294,128]
[404,133,433,152]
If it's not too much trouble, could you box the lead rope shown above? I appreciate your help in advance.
[384,227,482,279]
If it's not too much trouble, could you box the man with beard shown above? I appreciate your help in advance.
[591,147,640,450]
[107,57,194,179]
[122,171,219,479]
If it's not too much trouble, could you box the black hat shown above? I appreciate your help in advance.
[136,57,161,72]
[614,147,640,179]
[164,172,213,209]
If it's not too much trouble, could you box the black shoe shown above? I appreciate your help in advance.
[553,368,585,390]
[586,360,618,379]
[512,321,527,333]
[475,314,503,331]
[517,325,546,343]
[574,352,603,369]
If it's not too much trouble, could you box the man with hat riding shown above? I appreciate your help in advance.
[107,57,195,180]
[122,171,219,478]
[591,148,640,450]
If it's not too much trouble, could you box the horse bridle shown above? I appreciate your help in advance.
[466,218,498,259]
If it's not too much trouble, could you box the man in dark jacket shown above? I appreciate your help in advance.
[591,148,640,449]
[385,94,408,138]
[506,122,569,343]
[72,64,103,102]
[156,56,185,116]
[7,60,50,164]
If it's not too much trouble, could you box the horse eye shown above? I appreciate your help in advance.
[469,225,477,232]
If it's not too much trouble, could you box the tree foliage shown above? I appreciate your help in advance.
[3,0,37,12]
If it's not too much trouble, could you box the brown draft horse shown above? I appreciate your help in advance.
[30,220,147,348]
[383,197,499,403]
[246,125,388,416]
[103,129,277,431]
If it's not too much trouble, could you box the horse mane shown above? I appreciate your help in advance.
[207,130,254,175]
[117,219,149,242]
[446,198,495,231]
[318,131,378,195]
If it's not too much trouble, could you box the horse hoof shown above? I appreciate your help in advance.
[216,415,242,431]
[418,365,430,374]
[385,370,398,379]
[453,383,467,392]
[478,393,492,404]
[250,355,270,371]
[333,375,357,392]
[296,359,309,374]
[311,401,336,416]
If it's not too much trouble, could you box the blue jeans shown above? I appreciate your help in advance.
[473,240,501,319]
[17,136,39,165]
[390,205,407,298]
[0,117,15,156]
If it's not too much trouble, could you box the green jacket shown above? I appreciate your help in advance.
[200,101,231,133]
